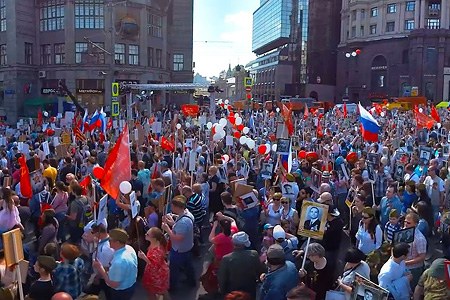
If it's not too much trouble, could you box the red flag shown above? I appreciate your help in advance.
[343,102,348,118]
[161,136,175,152]
[18,155,32,198]
[281,103,294,135]
[79,175,91,195]
[37,109,43,126]
[101,124,131,199]
[303,104,309,120]
[317,122,324,138]
[73,126,87,142]
[431,105,441,123]
[415,110,435,129]
[181,104,200,117]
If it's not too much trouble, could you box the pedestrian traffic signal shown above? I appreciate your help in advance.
[112,82,119,97]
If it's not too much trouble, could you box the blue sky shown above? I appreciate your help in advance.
[193,0,259,79]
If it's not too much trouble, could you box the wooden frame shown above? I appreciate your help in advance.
[297,201,329,240]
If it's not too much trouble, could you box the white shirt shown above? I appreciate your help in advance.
[96,237,114,268]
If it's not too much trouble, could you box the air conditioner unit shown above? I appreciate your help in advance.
[38,70,46,78]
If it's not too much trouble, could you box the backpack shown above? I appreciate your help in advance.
[73,197,92,228]
[281,239,296,263]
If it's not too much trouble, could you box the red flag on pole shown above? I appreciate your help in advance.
[343,102,348,118]
[161,136,175,152]
[303,104,309,120]
[18,155,32,198]
[101,124,131,199]
[37,109,43,126]
[281,103,294,135]
[431,105,441,123]
[415,110,435,129]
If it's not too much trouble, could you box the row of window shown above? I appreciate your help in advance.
[38,1,163,35]
[0,0,5,32]
[351,1,415,20]
[350,18,442,37]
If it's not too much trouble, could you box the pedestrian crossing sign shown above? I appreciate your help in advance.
[244,77,253,87]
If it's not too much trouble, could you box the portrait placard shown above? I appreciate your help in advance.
[237,191,259,210]
[311,168,322,193]
[260,162,274,180]
[392,227,415,245]
[351,273,389,300]
[276,138,290,155]
[297,201,329,240]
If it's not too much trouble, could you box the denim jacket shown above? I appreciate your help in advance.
[260,261,299,300]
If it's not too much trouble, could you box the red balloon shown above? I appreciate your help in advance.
[50,116,56,123]
[258,145,267,155]
[46,128,55,136]
[233,131,241,139]
[228,115,236,124]
[237,124,244,131]
[305,152,319,163]
[355,49,361,55]
[346,152,358,164]
[92,166,105,179]
[298,150,306,159]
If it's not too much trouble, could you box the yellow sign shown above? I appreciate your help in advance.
[61,132,71,144]
[111,101,120,117]
[411,86,418,97]
[244,77,253,87]
[112,82,119,97]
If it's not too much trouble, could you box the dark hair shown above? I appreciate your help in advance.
[131,169,138,177]
[345,247,366,263]
[220,219,232,236]
[392,242,410,258]
[55,181,67,192]
[267,255,285,266]
[221,192,233,205]
[362,209,379,242]
[71,184,83,196]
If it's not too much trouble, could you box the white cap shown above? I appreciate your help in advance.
[273,225,285,240]
[84,219,108,232]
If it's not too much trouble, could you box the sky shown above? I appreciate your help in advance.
[193,0,259,79]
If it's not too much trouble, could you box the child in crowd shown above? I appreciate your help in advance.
[259,223,275,262]
[384,209,401,243]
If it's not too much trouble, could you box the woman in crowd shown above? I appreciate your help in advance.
[350,193,366,245]
[280,196,299,234]
[208,166,225,216]
[337,248,370,300]
[402,181,418,214]
[411,201,433,238]
[138,227,170,300]
[263,192,282,226]
[0,187,23,232]
[38,209,59,255]
[51,181,69,242]
[355,207,382,255]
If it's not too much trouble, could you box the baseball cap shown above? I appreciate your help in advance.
[266,244,285,260]
[272,225,286,240]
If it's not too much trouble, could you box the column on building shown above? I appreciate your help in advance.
[441,0,448,29]
[419,0,426,28]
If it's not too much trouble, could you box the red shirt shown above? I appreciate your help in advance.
[212,233,233,260]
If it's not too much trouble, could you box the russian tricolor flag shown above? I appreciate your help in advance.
[359,103,380,142]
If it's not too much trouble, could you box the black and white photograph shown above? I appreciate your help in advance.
[218,164,228,184]
[298,201,329,240]
[260,162,274,179]
[393,227,415,245]
[443,144,450,157]
[238,191,259,210]
[276,138,291,155]
[418,129,428,145]
[311,167,322,193]
[419,146,432,163]
[282,182,296,196]
[367,162,375,182]
[394,163,405,182]
[367,153,380,167]
[351,273,389,300]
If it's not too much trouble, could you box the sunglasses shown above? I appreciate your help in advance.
[273,198,280,201]
[404,221,412,225]
[281,201,289,204]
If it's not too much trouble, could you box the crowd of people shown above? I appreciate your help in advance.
[0,102,449,300]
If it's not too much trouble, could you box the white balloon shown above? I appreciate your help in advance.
[206,122,213,129]
[176,123,182,129]
[234,113,239,118]
[119,181,132,194]
[223,104,228,110]
[247,139,255,149]
[213,133,221,141]
[272,144,277,152]
[219,118,227,127]
[235,117,243,125]
[239,136,247,144]
[275,108,280,113]
[218,130,226,138]
[437,123,442,129]
[222,154,230,162]
[185,122,190,128]
[43,111,49,117]
[224,99,229,104]
[265,144,271,154]
[242,127,250,134]
[419,108,423,113]
[218,99,223,104]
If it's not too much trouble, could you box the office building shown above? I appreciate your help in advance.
[248,0,309,101]
[337,0,450,103]
[0,0,193,123]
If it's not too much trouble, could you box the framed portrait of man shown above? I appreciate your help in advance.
[261,162,274,180]
[282,182,296,196]
[419,146,432,163]
[237,191,259,210]
[394,163,405,182]
[367,153,380,167]
[351,273,389,300]
[311,168,322,193]
[393,227,415,245]
[297,201,329,240]
[276,138,291,155]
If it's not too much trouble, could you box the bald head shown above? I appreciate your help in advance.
[51,292,73,300]
[319,183,331,194]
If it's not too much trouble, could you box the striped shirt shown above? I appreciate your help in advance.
[384,222,401,243]
[186,193,206,226]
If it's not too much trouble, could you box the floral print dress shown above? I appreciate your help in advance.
[142,246,169,294]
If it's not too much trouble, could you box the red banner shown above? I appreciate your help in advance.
[161,136,175,152]
[281,103,294,135]
[415,111,435,129]
[181,104,200,117]
[18,155,32,198]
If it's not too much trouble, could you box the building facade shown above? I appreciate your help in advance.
[248,0,309,102]
[337,0,450,103]
[0,0,193,124]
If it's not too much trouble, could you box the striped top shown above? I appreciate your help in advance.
[186,193,206,226]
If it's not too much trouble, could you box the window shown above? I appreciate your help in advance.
[406,1,415,11]
[351,26,356,37]
[148,13,162,37]
[155,49,162,68]
[173,54,184,71]
[75,0,104,29]
[115,43,125,64]
[0,44,6,65]
[54,43,65,64]
[370,24,377,34]
[360,26,364,36]
[361,9,365,19]
[386,22,395,32]
[429,3,441,11]
[128,45,139,65]
[0,0,6,32]
[25,43,33,65]
[147,47,154,67]
[427,19,440,29]
[39,0,65,31]
[351,10,356,21]
[40,44,51,65]
[91,42,105,64]
[371,7,378,17]
[387,4,397,14]
[75,42,88,63]
[405,20,414,30]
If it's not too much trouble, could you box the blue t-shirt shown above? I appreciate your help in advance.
[401,191,417,214]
